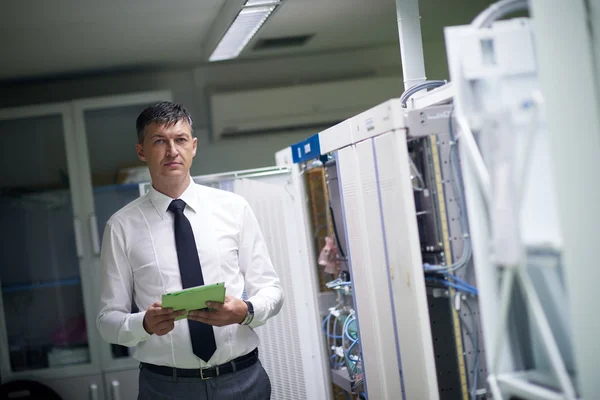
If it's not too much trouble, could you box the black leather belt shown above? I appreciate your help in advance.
[140,348,258,380]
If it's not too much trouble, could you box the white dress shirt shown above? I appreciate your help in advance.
[96,180,284,368]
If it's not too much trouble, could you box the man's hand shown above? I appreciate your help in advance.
[187,296,248,327]
[143,302,185,335]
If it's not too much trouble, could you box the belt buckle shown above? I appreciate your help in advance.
[200,365,219,380]
[200,367,211,380]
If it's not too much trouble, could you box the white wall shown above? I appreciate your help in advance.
[0,43,450,175]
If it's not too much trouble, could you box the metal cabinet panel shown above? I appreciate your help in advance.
[373,131,440,399]
[42,374,106,400]
[0,106,102,382]
[103,368,139,400]
[336,142,404,398]
[71,92,173,372]
[0,93,171,387]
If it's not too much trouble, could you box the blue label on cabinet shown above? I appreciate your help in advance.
[291,133,321,164]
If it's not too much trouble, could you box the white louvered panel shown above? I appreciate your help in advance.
[336,147,380,399]
[337,142,404,399]
[373,131,439,399]
[233,178,307,400]
[336,146,375,391]
[355,139,404,396]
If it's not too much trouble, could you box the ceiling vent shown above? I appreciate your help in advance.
[253,34,314,50]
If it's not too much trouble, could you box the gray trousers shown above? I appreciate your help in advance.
[138,360,271,400]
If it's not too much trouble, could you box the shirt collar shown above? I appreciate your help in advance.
[149,179,200,219]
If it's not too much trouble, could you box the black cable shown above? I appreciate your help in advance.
[329,204,347,259]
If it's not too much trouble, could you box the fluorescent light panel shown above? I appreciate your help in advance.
[209,2,280,62]
[245,0,280,5]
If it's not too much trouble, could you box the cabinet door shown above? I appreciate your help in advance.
[104,369,139,400]
[72,92,172,371]
[44,373,106,400]
[0,105,100,380]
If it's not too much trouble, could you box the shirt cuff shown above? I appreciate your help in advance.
[129,311,152,342]
[246,297,265,329]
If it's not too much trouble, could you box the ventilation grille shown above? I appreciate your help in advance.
[253,34,314,50]
[233,178,308,400]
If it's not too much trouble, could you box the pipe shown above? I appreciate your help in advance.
[471,0,529,28]
[395,0,427,90]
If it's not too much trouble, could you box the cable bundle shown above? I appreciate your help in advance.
[400,80,447,107]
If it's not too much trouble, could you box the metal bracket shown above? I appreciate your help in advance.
[406,105,453,138]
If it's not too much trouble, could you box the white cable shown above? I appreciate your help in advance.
[400,80,447,107]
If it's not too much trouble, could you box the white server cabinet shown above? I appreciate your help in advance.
[318,99,440,399]
[444,13,597,399]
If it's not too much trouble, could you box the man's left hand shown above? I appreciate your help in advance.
[187,296,247,327]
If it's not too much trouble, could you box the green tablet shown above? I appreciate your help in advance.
[162,282,226,320]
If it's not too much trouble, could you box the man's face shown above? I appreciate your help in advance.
[136,120,197,181]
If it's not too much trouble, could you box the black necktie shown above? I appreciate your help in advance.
[168,199,217,362]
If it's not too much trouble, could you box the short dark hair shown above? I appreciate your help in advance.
[136,101,193,143]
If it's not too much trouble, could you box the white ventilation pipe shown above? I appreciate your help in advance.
[395,0,427,90]
[471,0,529,28]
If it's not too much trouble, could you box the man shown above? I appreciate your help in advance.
[96,101,284,399]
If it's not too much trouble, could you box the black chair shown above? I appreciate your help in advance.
[0,380,62,400]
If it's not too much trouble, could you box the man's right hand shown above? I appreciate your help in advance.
[143,302,185,335]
